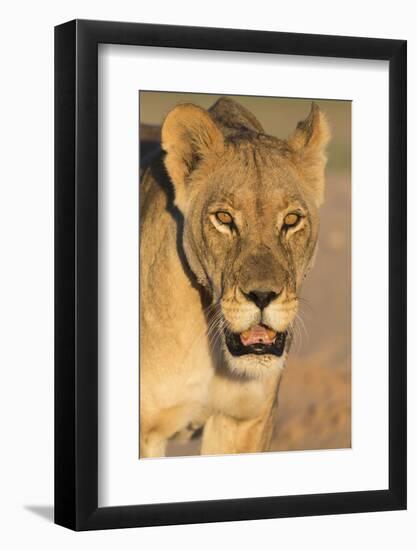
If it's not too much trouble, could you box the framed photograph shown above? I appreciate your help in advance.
[55,19,406,530]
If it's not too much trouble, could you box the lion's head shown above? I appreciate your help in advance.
[162,98,330,377]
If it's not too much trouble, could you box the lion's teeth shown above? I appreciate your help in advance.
[266,328,277,339]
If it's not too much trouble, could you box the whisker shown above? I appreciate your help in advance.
[289,319,302,355]
[179,304,223,364]
[297,311,310,344]
[207,317,226,356]
[206,310,224,338]
[298,297,314,318]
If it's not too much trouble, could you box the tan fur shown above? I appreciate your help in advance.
[140,98,330,457]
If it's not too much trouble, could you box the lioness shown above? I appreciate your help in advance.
[140,98,330,458]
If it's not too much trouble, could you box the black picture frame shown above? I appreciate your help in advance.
[55,19,407,531]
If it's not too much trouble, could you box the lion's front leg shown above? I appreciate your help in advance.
[140,431,167,458]
[200,410,275,456]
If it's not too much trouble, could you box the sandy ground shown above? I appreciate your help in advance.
[140,95,351,457]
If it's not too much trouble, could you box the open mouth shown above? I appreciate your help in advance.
[225,324,287,357]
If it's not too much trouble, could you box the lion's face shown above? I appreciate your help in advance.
[162,99,329,377]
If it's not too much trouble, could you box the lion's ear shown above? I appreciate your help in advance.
[161,104,224,210]
[287,103,330,207]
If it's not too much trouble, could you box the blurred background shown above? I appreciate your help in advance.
[140,92,351,455]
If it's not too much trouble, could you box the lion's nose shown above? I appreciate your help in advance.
[244,289,279,310]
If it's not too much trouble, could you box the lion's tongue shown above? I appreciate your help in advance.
[240,325,277,346]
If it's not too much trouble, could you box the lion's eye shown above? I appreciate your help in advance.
[215,211,233,225]
[284,213,301,227]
